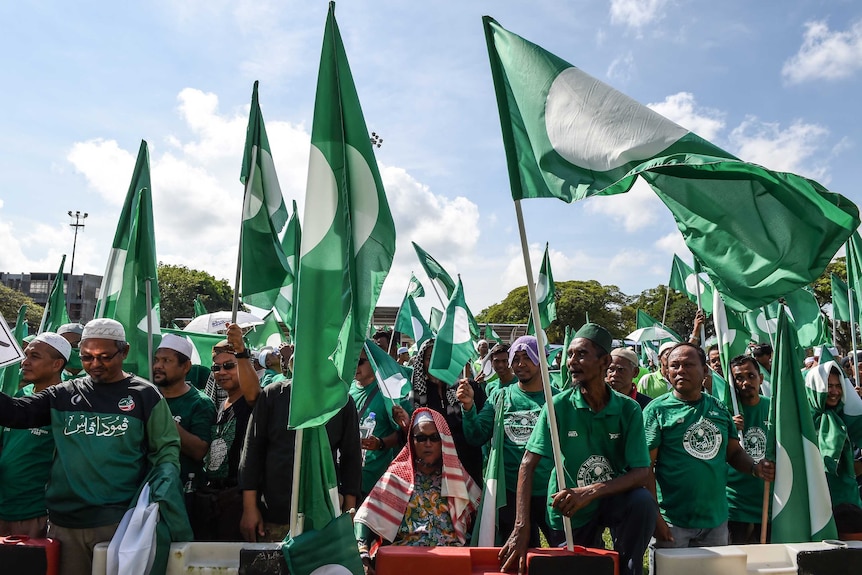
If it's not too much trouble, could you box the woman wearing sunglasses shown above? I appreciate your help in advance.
[354,407,480,575]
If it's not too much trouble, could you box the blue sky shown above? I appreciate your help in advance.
[1,0,861,318]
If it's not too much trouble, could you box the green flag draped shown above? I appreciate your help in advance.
[768,308,837,542]
[484,16,859,312]
[94,140,160,378]
[412,242,456,299]
[428,278,474,385]
[239,82,291,310]
[289,4,396,429]
[38,255,70,334]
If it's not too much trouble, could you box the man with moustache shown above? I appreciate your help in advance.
[0,333,70,538]
[153,334,216,487]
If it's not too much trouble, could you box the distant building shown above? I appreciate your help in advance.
[0,272,102,323]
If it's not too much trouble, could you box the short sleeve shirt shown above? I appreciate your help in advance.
[166,385,216,485]
[727,397,771,523]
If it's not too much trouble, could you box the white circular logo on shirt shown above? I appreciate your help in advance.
[743,426,766,462]
[576,455,613,487]
[682,418,722,460]
[503,410,539,445]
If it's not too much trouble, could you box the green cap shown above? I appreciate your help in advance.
[573,323,613,354]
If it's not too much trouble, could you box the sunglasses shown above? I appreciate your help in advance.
[80,349,122,364]
[211,361,238,372]
[413,433,442,444]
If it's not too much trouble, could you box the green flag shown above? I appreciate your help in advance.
[364,341,412,424]
[484,323,503,345]
[484,16,859,312]
[846,232,862,326]
[832,274,852,322]
[669,255,713,314]
[635,309,682,342]
[429,307,443,334]
[275,199,301,335]
[407,272,425,298]
[412,242,456,299]
[94,140,161,378]
[471,393,507,546]
[1,306,28,397]
[38,255,70,334]
[245,310,285,350]
[193,296,207,318]
[785,287,828,348]
[289,3,396,429]
[768,307,837,542]
[554,324,574,388]
[428,278,473,385]
[239,81,291,310]
[395,293,432,349]
[536,242,556,329]
[713,288,752,384]
[743,301,782,346]
[283,513,363,575]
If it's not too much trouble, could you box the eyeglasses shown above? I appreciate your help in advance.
[413,433,442,444]
[80,350,122,364]
[211,361,238,372]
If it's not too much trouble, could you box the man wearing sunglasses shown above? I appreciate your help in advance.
[0,318,181,575]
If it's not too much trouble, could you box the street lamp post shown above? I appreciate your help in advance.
[68,210,88,319]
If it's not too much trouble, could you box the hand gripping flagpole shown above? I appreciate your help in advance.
[513,200,573,550]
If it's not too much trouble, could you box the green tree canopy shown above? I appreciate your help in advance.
[158,263,236,326]
[0,284,44,334]
[623,285,703,341]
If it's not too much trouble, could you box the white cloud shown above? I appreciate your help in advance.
[583,177,663,232]
[647,92,725,141]
[607,52,635,83]
[728,117,830,179]
[654,231,687,257]
[782,20,862,84]
[609,0,671,29]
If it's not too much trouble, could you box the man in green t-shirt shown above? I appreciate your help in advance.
[637,342,675,399]
[459,335,561,547]
[644,343,775,549]
[726,355,771,544]
[153,334,216,487]
[0,333,70,538]
[500,324,656,575]
[484,343,518,397]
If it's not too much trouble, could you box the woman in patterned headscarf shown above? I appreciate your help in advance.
[408,339,486,484]
[355,407,480,574]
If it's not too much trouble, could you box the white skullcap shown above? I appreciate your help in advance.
[157,333,193,359]
[81,318,126,342]
[32,332,72,361]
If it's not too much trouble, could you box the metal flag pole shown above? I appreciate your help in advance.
[145,279,154,382]
[849,287,860,385]
[513,200,573,551]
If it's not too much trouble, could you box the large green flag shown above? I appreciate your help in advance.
[245,310,285,350]
[412,242,456,299]
[743,302,781,345]
[785,287,828,348]
[239,81,291,310]
[38,255,70,334]
[846,231,862,326]
[275,199,301,335]
[428,278,474,385]
[289,3,396,429]
[768,307,838,542]
[832,273,852,322]
[669,254,713,314]
[407,272,425,298]
[484,16,859,312]
[394,293,432,349]
[94,140,160,378]
[536,242,556,329]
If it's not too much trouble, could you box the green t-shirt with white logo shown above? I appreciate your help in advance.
[0,385,53,521]
[644,392,736,529]
[726,397,771,523]
[526,385,650,529]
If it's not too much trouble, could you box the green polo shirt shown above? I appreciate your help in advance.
[526,385,650,529]
[644,392,736,529]
[637,371,671,399]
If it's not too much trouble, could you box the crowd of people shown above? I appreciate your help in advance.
[0,317,861,575]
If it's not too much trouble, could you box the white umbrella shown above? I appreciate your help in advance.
[183,311,264,334]
[626,326,675,342]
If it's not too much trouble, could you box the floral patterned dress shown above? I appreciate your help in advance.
[393,469,460,546]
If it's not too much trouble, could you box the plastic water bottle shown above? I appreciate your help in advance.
[184,472,196,511]
[359,412,376,464]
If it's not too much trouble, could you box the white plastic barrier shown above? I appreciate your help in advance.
[92,541,283,575]
[654,540,862,575]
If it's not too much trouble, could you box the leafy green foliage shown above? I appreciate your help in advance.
[0,284,44,334]
[157,264,236,326]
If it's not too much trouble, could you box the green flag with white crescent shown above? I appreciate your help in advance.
[743,302,781,345]
[484,323,503,345]
[785,287,828,348]
[395,293,431,349]
[275,199,301,335]
[38,255,70,334]
[407,272,425,299]
[412,242,456,299]
[846,232,862,327]
[93,140,161,378]
[289,3,396,429]
[245,310,285,350]
[484,16,859,312]
[669,254,713,314]
[536,242,556,329]
[428,278,474,385]
[768,307,838,543]
[713,288,751,387]
[239,81,291,311]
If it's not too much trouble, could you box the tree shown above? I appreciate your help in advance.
[477,280,629,343]
[157,264,236,326]
[811,257,846,308]
[0,284,45,334]
[623,285,703,341]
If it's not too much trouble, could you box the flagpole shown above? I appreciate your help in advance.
[760,481,770,543]
[145,279,154,382]
[513,199,573,551]
[290,426,305,536]
[661,284,671,326]
[428,277,446,309]
[693,272,707,350]
[232,145,258,324]
[849,287,860,385]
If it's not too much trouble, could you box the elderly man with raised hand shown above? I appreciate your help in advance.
[500,324,656,575]
[0,318,181,574]
[0,333,70,538]
[607,347,651,410]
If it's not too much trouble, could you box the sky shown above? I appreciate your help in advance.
[1,0,861,320]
